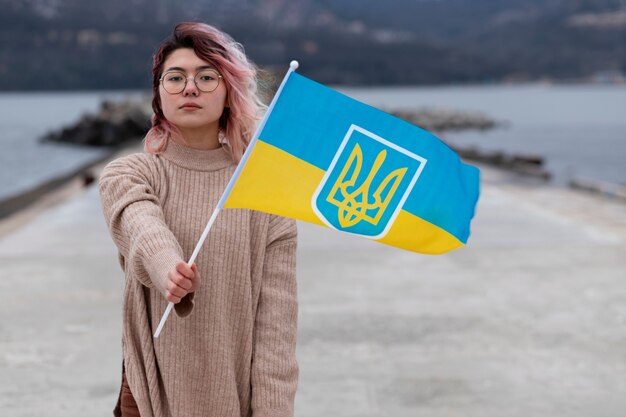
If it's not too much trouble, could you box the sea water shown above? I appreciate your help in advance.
[0,84,624,203]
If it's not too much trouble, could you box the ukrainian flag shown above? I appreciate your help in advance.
[224,70,480,254]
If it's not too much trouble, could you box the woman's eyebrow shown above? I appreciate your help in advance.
[164,65,215,72]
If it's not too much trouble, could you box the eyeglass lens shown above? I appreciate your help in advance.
[161,69,220,93]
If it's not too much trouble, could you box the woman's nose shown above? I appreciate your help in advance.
[182,77,199,96]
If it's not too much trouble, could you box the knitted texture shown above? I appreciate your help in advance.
[99,139,298,417]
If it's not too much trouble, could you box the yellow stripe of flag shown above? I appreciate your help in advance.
[225,140,463,254]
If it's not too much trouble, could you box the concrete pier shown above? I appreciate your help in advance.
[1,161,625,417]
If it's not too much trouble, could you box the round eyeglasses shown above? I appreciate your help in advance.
[160,69,222,94]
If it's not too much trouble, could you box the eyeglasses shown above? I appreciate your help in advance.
[160,69,223,94]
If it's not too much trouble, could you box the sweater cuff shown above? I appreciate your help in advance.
[144,248,182,296]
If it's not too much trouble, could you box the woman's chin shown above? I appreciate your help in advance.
[173,121,220,133]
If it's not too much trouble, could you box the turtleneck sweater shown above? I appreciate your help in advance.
[98,139,298,417]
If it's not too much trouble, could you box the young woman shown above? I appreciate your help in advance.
[99,22,298,417]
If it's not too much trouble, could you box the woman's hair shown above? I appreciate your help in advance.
[145,22,266,162]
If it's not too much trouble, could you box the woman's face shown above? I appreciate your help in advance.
[159,48,228,133]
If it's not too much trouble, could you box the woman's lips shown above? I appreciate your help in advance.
[180,103,202,109]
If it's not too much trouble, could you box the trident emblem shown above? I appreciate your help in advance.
[326,143,407,228]
[312,124,426,239]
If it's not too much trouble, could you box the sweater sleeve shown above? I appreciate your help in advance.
[98,154,194,317]
[251,215,299,417]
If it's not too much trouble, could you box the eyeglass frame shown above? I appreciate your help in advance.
[159,69,223,94]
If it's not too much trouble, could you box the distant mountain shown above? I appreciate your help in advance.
[0,0,624,90]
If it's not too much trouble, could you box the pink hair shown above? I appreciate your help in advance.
[144,22,266,162]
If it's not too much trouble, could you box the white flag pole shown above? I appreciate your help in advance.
[154,60,300,338]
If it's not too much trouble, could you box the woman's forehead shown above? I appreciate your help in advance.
[163,48,213,71]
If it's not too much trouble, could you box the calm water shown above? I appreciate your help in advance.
[341,83,626,185]
[0,84,624,201]
[0,91,146,200]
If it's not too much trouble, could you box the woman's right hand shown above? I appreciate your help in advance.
[165,261,199,303]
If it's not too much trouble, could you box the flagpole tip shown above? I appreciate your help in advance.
[289,60,299,70]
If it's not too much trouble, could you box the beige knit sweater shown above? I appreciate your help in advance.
[99,139,298,417]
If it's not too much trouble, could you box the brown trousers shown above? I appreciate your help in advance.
[113,365,141,417]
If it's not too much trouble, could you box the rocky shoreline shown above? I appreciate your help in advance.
[42,97,518,144]
[40,97,553,180]
[41,99,152,148]
[40,98,504,147]
[1,97,621,222]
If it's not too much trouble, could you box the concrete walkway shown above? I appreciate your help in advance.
[1,163,625,417]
